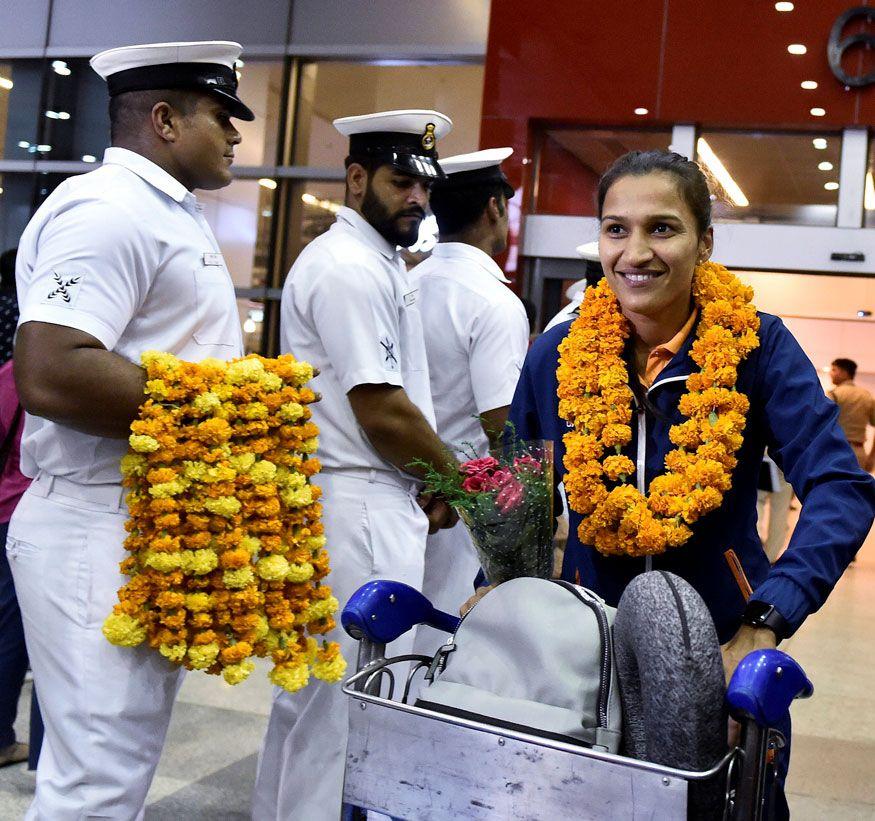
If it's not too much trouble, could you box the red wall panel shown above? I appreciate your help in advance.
[480,0,875,218]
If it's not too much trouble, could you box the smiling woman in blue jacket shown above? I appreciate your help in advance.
[501,150,875,815]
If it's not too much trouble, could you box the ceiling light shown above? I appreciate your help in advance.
[810,107,826,116]
[775,1,794,9]
[818,161,833,171]
[51,60,71,76]
[36,144,51,153]
[243,318,257,334]
[865,172,875,210]
[235,70,242,81]
[787,44,807,55]
[81,154,96,163]
[634,107,649,116]
[824,181,839,191]
[0,77,12,91]
[695,137,749,207]
[17,140,30,148]
[801,80,817,90]
[45,110,70,120]
[236,60,245,67]
[0,187,3,195]
[258,178,277,190]
[812,137,828,149]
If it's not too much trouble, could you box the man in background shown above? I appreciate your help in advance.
[413,148,529,645]
[0,249,18,364]
[257,109,458,820]
[829,358,875,471]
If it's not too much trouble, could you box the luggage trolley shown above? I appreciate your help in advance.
[340,580,812,820]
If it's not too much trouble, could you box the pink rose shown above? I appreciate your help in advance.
[514,455,542,473]
[482,468,514,491]
[460,456,499,476]
[496,478,525,514]
[461,474,488,493]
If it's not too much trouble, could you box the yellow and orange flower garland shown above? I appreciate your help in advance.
[557,261,760,557]
[102,351,346,692]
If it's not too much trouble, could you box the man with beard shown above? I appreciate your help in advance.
[255,109,458,820]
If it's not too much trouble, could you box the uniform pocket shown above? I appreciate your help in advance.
[192,264,238,346]
[4,535,40,560]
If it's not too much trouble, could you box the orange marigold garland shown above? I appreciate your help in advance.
[102,351,346,692]
[556,262,760,557]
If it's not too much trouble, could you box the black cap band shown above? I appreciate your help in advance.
[105,61,254,120]
[106,61,237,95]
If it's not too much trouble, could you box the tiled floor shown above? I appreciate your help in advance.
[1,514,874,819]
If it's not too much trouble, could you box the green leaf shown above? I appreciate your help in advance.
[708,410,718,427]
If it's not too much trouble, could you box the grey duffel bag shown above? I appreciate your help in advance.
[416,577,623,753]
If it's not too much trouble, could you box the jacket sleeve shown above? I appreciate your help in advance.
[750,317,875,635]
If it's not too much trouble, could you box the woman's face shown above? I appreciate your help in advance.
[599,172,713,323]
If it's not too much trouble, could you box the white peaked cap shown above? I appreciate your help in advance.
[90,40,244,77]
[90,40,254,120]
[437,146,513,175]
[576,241,600,261]
[333,109,452,139]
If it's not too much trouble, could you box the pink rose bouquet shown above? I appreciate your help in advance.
[414,439,554,584]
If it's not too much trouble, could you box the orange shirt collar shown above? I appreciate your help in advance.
[641,310,698,387]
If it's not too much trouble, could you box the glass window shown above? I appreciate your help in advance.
[535,128,672,215]
[0,60,43,160]
[0,174,36,253]
[292,62,484,168]
[232,61,285,167]
[199,179,275,290]
[697,131,842,227]
[37,58,111,163]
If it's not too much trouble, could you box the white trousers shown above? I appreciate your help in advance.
[252,470,428,821]
[412,522,481,656]
[6,474,183,821]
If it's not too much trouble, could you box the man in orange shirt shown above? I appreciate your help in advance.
[829,358,875,472]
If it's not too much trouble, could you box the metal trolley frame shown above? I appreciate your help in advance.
[340,581,812,821]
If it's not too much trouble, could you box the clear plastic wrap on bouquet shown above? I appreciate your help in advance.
[417,439,554,585]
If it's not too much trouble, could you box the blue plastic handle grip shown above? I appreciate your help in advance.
[341,580,461,644]
[726,648,813,727]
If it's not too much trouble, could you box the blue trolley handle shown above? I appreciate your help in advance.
[341,580,461,694]
[726,649,813,820]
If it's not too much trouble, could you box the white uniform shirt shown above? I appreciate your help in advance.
[414,242,528,456]
[280,206,435,471]
[16,147,243,484]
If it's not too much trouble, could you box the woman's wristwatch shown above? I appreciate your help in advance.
[741,600,790,641]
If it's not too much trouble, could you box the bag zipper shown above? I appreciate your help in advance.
[551,579,612,731]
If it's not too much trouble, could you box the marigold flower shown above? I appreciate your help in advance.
[223,567,256,589]
[205,496,242,517]
[102,612,147,646]
[159,642,187,662]
[129,434,160,453]
[221,661,255,685]
[187,643,220,673]
[180,548,219,575]
[256,555,290,581]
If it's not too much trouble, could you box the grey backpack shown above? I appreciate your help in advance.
[416,577,623,754]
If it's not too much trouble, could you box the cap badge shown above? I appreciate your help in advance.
[422,122,436,151]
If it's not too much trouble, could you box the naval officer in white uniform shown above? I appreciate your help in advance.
[9,41,253,819]
[254,110,459,821]
[412,148,529,649]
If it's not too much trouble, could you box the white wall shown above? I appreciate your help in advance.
[736,270,875,390]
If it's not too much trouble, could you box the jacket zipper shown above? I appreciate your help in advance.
[633,395,652,573]
[640,374,689,573]
[551,579,611,731]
